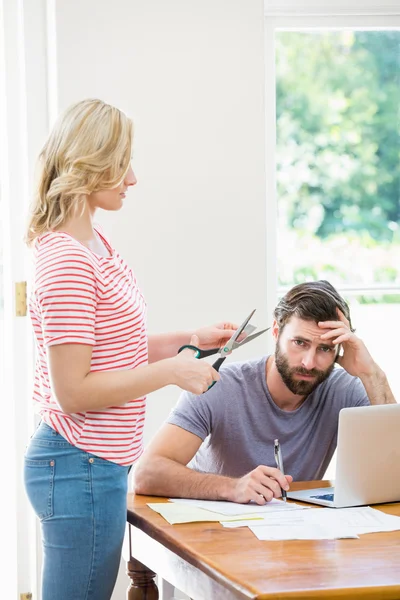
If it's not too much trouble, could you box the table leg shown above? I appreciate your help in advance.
[126,557,159,600]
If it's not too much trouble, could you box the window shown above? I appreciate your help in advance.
[265,2,400,476]
[275,29,400,400]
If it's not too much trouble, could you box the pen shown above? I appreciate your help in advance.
[274,438,287,502]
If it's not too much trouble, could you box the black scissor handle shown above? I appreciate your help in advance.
[178,344,201,358]
[212,356,226,372]
[206,356,226,390]
[177,345,219,359]
[177,345,224,392]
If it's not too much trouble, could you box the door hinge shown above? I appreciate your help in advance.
[15,281,27,317]
[20,594,32,600]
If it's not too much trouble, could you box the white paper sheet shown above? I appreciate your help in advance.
[319,506,400,534]
[222,506,400,539]
[249,524,359,541]
[220,511,305,527]
[221,512,307,528]
[169,497,306,515]
[147,503,266,525]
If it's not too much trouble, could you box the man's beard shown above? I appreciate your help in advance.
[275,344,334,397]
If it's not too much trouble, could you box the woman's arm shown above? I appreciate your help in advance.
[48,340,219,414]
[148,322,239,363]
[148,332,193,363]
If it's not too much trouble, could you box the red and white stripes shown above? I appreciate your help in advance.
[29,229,148,465]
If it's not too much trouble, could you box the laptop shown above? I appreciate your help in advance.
[287,403,400,508]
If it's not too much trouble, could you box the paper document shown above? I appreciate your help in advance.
[318,506,400,535]
[222,506,400,540]
[169,497,306,516]
[147,502,266,525]
[148,499,400,536]
[221,511,307,528]
[250,524,359,541]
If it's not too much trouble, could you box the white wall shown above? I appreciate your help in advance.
[53,0,269,443]
[50,0,269,597]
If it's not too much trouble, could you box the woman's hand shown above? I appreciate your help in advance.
[148,324,240,364]
[194,322,239,350]
[169,335,220,395]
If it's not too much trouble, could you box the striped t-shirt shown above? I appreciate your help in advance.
[29,227,148,466]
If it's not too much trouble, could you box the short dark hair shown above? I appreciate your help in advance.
[274,280,353,332]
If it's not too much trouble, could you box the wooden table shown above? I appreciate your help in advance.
[126,480,400,599]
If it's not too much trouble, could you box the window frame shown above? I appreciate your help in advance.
[263,8,400,313]
[265,1,400,17]
[264,1,400,472]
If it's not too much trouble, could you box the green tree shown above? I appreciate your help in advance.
[276,31,400,243]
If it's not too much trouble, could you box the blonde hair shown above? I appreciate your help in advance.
[25,98,133,246]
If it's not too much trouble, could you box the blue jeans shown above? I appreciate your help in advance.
[24,422,130,600]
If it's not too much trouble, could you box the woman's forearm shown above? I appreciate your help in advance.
[57,359,175,413]
[148,332,193,363]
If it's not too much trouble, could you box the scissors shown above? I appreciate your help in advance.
[178,309,270,390]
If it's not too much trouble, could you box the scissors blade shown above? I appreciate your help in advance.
[243,323,257,336]
[221,309,256,355]
[231,327,270,350]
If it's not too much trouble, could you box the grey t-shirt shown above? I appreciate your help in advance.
[167,356,370,481]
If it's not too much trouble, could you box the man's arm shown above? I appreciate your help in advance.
[134,424,234,499]
[133,424,291,504]
[358,365,396,405]
[319,311,397,405]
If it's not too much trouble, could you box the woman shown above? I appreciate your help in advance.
[24,98,237,600]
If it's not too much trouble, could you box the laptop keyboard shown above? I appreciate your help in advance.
[310,494,334,501]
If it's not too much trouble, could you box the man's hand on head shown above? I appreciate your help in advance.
[318,309,377,378]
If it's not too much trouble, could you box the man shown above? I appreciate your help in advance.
[134,281,396,505]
